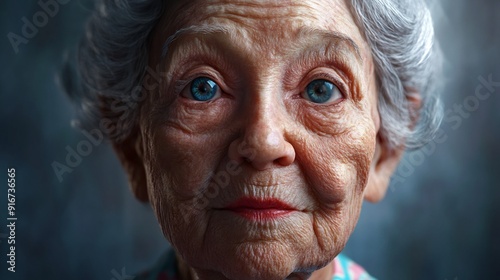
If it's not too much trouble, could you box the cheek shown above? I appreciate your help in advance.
[141,102,236,246]
[295,112,376,251]
[292,103,377,206]
[143,99,235,200]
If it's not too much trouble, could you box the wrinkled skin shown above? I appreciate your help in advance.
[115,0,406,279]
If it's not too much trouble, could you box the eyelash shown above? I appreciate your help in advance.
[173,67,348,102]
[300,71,347,99]
[175,71,223,95]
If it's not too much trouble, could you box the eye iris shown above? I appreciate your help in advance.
[190,77,218,101]
[306,79,335,103]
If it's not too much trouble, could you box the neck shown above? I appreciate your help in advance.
[176,254,335,280]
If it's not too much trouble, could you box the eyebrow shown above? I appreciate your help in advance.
[295,27,363,63]
[161,24,362,62]
[161,25,234,58]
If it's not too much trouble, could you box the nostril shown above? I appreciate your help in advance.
[274,142,295,166]
[227,124,295,170]
[275,156,293,167]
[240,141,295,171]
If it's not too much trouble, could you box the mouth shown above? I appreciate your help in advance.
[222,197,297,221]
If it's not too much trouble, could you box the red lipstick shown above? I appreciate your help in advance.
[224,197,296,221]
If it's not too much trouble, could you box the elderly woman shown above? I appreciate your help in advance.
[66,0,441,279]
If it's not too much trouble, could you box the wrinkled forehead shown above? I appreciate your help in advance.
[151,0,367,60]
[163,0,352,31]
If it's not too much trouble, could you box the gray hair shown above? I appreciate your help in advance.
[349,0,443,149]
[63,0,442,149]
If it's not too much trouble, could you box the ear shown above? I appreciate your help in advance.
[364,137,404,202]
[364,91,421,202]
[112,130,149,202]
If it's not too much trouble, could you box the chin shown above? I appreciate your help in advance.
[192,242,305,280]
[178,230,339,280]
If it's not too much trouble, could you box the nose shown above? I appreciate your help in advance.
[228,102,296,171]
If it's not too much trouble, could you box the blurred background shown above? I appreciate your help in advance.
[0,0,499,279]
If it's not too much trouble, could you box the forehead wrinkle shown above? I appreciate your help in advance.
[159,0,353,54]
[202,0,326,23]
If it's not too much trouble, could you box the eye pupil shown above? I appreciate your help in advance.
[306,79,337,104]
[190,77,218,101]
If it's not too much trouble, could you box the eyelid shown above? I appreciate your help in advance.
[167,51,236,97]
[173,67,228,96]
[300,69,348,100]
[179,76,222,101]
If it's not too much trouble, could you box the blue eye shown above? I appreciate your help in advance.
[190,77,219,101]
[305,79,341,104]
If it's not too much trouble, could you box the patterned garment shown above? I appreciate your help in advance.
[332,254,377,280]
[136,249,376,280]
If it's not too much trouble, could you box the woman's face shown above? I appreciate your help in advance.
[138,0,382,279]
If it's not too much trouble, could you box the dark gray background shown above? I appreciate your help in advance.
[0,0,499,279]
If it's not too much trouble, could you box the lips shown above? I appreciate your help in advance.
[223,197,296,221]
